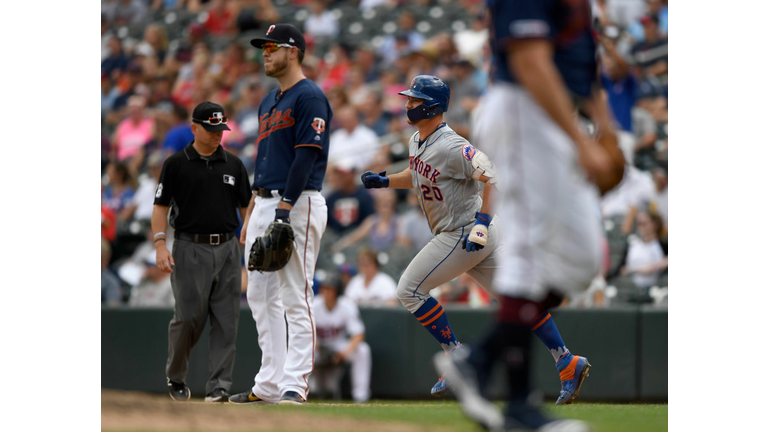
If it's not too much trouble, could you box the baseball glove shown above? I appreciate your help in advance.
[594,126,625,196]
[248,221,295,272]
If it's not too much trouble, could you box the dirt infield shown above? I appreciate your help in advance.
[101,390,421,432]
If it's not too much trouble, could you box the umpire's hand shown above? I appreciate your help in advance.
[155,243,175,273]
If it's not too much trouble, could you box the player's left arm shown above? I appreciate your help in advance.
[278,96,331,216]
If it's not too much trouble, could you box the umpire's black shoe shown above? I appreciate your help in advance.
[167,379,191,401]
[205,388,230,403]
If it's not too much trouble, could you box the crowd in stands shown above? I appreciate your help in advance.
[102,0,668,309]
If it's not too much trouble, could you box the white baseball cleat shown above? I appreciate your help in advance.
[433,350,504,432]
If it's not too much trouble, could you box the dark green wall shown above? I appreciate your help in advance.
[102,306,667,401]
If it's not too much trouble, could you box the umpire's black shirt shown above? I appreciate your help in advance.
[154,142,252,233]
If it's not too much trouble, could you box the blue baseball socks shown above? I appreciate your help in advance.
[414,297,461,353]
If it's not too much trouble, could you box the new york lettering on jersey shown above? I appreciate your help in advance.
[487,0,597,97]
[252,79,332,191]
[408,124,481,235]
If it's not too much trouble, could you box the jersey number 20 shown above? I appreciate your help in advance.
[421,185,443,201]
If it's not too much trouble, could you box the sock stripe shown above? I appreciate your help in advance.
[421,308,445,326]
[416,303,442,321]
[531,313,551,331]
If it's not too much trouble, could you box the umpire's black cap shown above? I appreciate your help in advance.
[192,101,231,132]
[250,23,306,52]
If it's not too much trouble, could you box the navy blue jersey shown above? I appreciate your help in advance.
[253,79,332,190]
[487,0,597,97]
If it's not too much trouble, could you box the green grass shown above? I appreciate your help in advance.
[241,400,668,432]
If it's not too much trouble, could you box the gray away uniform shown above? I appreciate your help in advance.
[397,124,502,313]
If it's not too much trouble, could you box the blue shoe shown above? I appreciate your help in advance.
[555,353,591,405]
[279,391,307,405]
[228,390,270,404]
[431,374,449,397]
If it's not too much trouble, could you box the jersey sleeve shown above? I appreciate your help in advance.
[153,157,175,206]
[447,141,478,180]
[343,300,365,336]
[490,0,553,52]
[293,96,330,151]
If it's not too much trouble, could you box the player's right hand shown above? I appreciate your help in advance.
[155,244,175,274]
[361,170,390,188]
[578,138,617,191]
[465,212,491,252]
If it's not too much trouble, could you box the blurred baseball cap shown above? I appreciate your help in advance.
[338,263,357,276]
[250,23,306,52]
[192,101,231,132]
[319,273,343,291]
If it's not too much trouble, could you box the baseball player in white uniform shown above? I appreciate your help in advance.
[311,274,371,403]
[229,24,332,405]
[433,1,623,430]
[361,75,586,401]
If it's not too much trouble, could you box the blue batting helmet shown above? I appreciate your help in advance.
[398,75,451,123]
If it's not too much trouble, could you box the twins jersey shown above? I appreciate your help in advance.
[253,78,332,191]
[487,0,597,97]
[409,123,482,235]
[313,295,365,351]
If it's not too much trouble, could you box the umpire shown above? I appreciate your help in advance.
[152,101,252,403]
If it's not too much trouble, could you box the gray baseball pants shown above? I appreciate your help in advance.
[166,236,241,394]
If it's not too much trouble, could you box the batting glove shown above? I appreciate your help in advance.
[361,170,389,189]
[465,212,491,252]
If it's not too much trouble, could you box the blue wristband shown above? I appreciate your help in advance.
[475,212,491,227]
[275,208,291,222]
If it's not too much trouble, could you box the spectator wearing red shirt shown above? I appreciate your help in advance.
[204,0,235,36]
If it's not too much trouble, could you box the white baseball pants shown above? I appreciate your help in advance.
[473,83,603,300]
[244,190,328,402]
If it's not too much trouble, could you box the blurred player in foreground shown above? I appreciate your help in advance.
[434,0,624,430]
[361,75,590,404]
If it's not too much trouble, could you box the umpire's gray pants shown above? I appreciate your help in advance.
[166,236,241,394]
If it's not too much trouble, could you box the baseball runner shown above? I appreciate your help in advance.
[361,75,588,402]
[311,274,372,403]
[434,1,623,431]
[229,23,332,405]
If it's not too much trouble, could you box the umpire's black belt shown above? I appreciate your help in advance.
[175,231,235,246]
[254,188,319,199]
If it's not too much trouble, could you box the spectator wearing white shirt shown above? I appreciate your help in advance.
[304,0,339,39]
[312,274,371,403]
[609,211,668,290]
[601,164,654,234]
[344,249,398,307]
[122,151,163,224]
[328,105,381,172]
